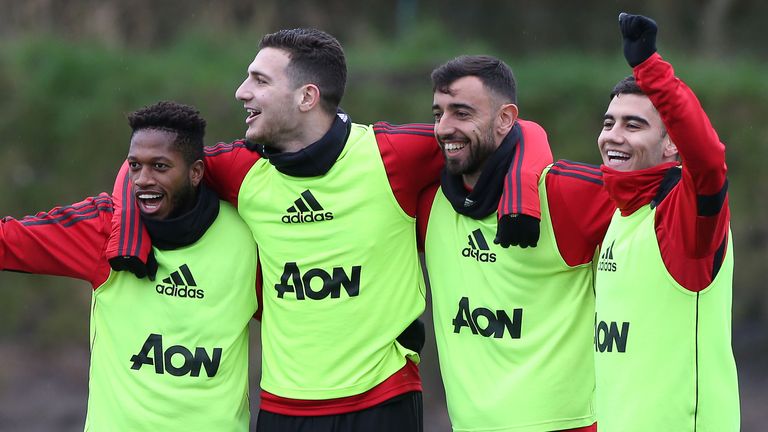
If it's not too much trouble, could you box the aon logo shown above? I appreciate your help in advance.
[275,262,361,300]
[452,297,522,339]
[130,334,222,377]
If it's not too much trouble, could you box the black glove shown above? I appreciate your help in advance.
[494,214,540,249]
[619,12,658,67]
[397,319,426,355]
[108,250,158,281]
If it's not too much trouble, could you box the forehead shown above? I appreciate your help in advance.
[605,93,659,121]
[249,47,291,75]
[433,76,491,107]
[128,129,182,160]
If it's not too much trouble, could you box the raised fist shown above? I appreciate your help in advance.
[619,12,658,67]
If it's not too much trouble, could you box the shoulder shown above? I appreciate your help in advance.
[546,160,604,187]
[372,122,439,168]
[204,139,252,157]
[373,122,437,153]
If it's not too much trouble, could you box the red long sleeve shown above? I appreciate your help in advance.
[636,54,730,291]
[499,119,553,219]
[546,160,615,266]
[1,195,113,287]
[203,140,261,207]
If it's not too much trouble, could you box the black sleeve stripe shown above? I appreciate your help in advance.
[711,232,727,281]
[118,173,130,256]
[559,159,601,171]
[548,169,604,186]
[697,179,728,217]
[373,122,434,130]
[204,141,248,156]
[373,122,434,136]
[21,205,111,227]
[21,196,112,224]
[373,130,435,138]
[552,161,603,177]
[32,196,112,217]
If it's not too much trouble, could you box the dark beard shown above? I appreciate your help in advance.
[444,127,497,177]
[168,181,198,219]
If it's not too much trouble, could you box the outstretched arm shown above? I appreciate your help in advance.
[620,12,729,259]
[1,195,113,287]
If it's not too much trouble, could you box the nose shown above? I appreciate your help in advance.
[235,78,251,102]
[599,125,624,146]
[434,115,454,140]
[132,166,155,189]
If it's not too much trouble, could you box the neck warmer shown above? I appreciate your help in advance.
[249,111,352,177]
[142,184,220,250]
[601,161,680,216]
[440,123,522,219]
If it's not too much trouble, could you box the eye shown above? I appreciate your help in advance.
[153,163,169,170]
[433,111,443,122]
[128,161,140,170]
[455,111,470,119]
[602,119,614,130]
[626,122,642,130]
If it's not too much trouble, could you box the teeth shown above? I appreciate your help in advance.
[444,143,466,152]
[246,108,260,115]
[138,193,162,200]
[607,150,630,159]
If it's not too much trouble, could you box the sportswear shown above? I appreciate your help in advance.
[422,120,615,432]
[0,187,258,431]
[594,53,739,431]
[110,112,552,417]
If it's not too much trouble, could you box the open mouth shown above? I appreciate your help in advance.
[136,191,164,214]
[246,107,262,122]
[606,150,631,164]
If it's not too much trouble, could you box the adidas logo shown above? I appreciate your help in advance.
[155,264,205,299]
[461,229,497,263]
[281,190,334,224]
[597,240,617,272]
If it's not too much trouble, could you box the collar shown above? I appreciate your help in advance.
[249,110,352,177]
[440,123,522,219]
[601,161,680,216]
[142,184,220,250]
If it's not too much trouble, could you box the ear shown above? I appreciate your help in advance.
[297,84,321,113]
[663,136,679,160]
[189,160,205,187]
[497,103,519,136]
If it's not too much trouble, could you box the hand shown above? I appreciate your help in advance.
[494,214,540,249]
[397,319,425,354]
[619,12,658,67]
[108,250,158,281]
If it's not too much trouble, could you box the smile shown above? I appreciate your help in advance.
[606,150,630,161]
[443,142,467,153]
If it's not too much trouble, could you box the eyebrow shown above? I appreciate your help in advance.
[603,114,650,126]
[432,102,476,112]
[249,69,269,81]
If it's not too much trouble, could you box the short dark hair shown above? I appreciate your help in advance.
[609,75,645,100]
[609,75,668,138]
[259,28,347,114]
[128,101,206,165]
[431,55,517,104]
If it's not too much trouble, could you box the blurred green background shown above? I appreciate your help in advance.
[0,0,766,430]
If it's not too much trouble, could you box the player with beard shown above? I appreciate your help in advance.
[107,29,553,432]
[0,101,258,431]
[422,55,614,432]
